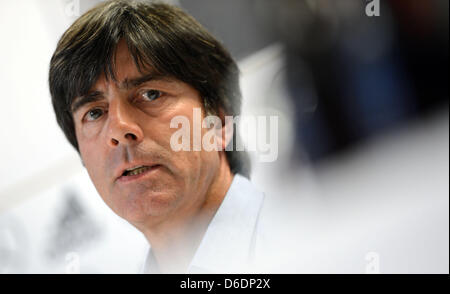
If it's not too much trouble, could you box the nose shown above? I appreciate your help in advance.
[106,99,144,147]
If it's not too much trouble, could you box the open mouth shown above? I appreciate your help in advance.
[122,165,156,177]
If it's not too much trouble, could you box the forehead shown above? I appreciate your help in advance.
[113,40,138,81]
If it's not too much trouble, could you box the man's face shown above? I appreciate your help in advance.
[72,41,221,227]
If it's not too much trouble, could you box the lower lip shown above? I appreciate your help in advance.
[117,165,161,183]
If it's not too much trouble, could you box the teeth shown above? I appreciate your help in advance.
[126,166,150,176]
[126,165,146,172]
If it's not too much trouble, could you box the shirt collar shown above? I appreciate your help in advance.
[142,174,265,274]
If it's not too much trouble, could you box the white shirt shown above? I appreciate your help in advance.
[141,174,265,274]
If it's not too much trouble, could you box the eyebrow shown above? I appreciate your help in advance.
[71,91,104,114]
[119,73,168,89]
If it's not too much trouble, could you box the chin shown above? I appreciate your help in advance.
[120,191,180,223]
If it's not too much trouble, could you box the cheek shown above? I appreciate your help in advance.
[77,124,105,169]
[81,125,102,140]
[158,102,220,171]
[79,143,109,192]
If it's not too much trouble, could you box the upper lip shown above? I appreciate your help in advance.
[115,162,159,180]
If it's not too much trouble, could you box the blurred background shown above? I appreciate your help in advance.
[0,0,448,273]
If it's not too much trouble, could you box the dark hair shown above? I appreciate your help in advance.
[49,0,250,178]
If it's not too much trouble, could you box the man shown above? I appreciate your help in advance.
[49,0,264,273]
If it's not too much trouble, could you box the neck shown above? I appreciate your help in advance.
[141,153,234,273]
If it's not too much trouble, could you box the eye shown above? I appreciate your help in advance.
[141,89,162,101]
[84,108,104,122]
